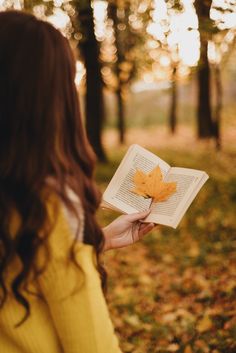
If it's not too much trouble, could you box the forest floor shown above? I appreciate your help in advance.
[96,125,236,353]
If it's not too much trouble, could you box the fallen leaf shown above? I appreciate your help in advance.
[162,312,177,323]
[122,342,136,352]
[132,166,177,203]
[194,339,210,352]
[188,241,200,257]
[167,343,179,352]
[184,345,193,353]
[162,253,174,263]
[196,315,213,333]
[124,314,141,327]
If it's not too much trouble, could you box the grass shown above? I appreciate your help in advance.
[95,128,236,353]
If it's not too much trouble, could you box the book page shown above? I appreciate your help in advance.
[145,167,208,227]
[102,144,170,214]
[171,172,209,228]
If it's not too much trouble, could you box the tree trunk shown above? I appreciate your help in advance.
[108,2,126,144]
[76,1,106,161]
[195,0,215,138]
[117,88,125,143]
[197,33,214,137]
[169,65,177,134]
[213,64,222,149]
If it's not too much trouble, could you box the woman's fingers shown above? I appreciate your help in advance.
[131,222,156,243]
[139,223,156,238]
[126,209,151,222]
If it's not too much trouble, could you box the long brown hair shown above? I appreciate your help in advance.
[0,10,105,323]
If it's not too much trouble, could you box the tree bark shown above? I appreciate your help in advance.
[117,88,125,143]
[169,65,177,134]
[197,32,214,137]
[195,0,215,138]
[213,64,222,149]
[108,2,126,144]
[76,1,106,161]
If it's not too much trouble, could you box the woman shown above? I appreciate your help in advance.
[0,10,154,353]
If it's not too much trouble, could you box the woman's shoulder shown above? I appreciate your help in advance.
[41,184,86,261]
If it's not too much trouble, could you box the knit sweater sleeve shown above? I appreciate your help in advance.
[37,200,122,353]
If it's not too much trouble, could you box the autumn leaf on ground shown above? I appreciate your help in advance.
[196,315,213,333]
[184,346,193,353]
[131,166,177,202]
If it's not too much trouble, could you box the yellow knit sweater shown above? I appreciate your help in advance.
[0,197,122,353]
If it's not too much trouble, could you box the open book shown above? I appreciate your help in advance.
[102,144,209,228]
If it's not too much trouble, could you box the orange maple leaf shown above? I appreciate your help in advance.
[131,166,177,202]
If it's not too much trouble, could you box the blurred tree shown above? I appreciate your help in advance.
[73,0,107,161]
[105,0,153,143]
[212,2,236,150]
[169,64,177,133]
[21,0,107,161]
[107,1,127,143]
[195,0,236,148]
[194,0,215,139]
[211,29,236,149]
[156,0,183,134]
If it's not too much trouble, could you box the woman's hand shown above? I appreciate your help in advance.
[102,210,156,251]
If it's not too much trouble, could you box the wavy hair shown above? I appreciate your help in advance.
[0,10,106,324]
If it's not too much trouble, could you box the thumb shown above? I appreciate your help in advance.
[126,209,151,222]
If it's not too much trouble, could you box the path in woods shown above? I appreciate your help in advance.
[103,125,236,153]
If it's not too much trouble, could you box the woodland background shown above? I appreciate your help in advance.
[1,1,235,352]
